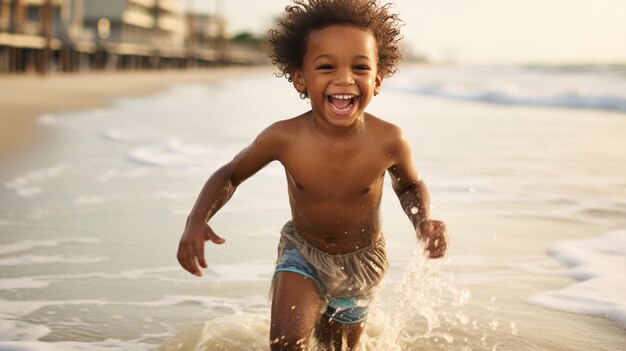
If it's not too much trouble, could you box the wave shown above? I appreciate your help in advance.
[528,231,626,328]
[0,237,100,255]
[126,139,222,170]
[0,254,109,266]
[389,66,626,113]
[4,163,70,198]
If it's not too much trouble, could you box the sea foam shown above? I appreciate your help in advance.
[4,163,70,198]
[388,66,626,113]
[528,231,626,328]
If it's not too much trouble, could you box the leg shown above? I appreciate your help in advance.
[270,271,324,351]
[315,316,366,351]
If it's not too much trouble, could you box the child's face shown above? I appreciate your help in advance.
[293,25,382,129]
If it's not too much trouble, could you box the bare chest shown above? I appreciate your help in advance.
[281,140,390,199]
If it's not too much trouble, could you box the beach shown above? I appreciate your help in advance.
[0,67,272,158]
[0,65,625,350]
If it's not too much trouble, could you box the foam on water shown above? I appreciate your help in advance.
[126,139,216,169]
[96,168,153,182]
[0,277,51,290]
[4,163,70,198]
[160,313,270,351]
[529,231,626,328]
[0,254,109,266]
[0,237,100,255]
[0,340,156,351]
[388,66,626,113]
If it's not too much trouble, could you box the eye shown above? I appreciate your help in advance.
[353,64,370,71]
[316,64,334,70]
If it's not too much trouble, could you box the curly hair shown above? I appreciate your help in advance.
[268,0,403,83]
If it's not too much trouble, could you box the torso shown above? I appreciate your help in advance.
[277,112,397,254]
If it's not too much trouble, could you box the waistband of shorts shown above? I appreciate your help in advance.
[281,220,385,257]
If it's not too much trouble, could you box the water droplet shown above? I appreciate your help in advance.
[291,305,296,310]
[489,319,499,330]
[410,206,419,214]
[458,314,470,325]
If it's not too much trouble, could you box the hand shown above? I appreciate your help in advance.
[177,219,225,277]
[417,219,448,259]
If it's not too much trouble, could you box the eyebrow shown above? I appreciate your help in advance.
[312,54,373,62]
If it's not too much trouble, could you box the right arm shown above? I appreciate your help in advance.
[177,123,286,276]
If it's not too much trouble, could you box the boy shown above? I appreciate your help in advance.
[177,0,448,350]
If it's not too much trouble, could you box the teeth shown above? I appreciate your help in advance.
[331,95,355,99]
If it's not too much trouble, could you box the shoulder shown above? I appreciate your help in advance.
[257,113,307,141]
[364,113,412,165]
[251,113,309,155]
[364,113,408,146]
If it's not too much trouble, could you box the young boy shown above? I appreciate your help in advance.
[177,0,448,350]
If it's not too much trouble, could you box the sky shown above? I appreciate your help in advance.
[183,0,626,65]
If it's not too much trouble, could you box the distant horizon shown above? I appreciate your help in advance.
[183,0,626,66]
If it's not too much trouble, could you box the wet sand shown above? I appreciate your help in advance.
[0,67,272,159]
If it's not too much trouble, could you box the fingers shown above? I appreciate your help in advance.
[420,219,448,259]
[425,237,447,259]
[177,241,202,277]
[194,240,207,270]
[205,229,226,245]
[177,226,226,277]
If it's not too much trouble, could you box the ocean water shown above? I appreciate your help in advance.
[1,65,625,350]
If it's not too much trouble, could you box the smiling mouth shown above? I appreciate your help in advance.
[328,94,358,112]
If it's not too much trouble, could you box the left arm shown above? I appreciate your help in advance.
[387,129,448,258]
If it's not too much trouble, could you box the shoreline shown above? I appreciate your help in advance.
[0,66,273,159]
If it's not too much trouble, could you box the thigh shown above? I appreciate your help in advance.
[316,316,366,351]
[270,271,324,349]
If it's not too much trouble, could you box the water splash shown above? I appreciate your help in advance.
[356,252,460,349]
[160,253,517,350]
[358,252,514,350]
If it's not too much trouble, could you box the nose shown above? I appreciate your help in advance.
[333,67,355,86]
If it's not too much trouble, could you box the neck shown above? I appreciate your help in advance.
[308,111,365,139]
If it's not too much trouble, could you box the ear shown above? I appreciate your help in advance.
[373,75,383,96]
[292,69,307,95]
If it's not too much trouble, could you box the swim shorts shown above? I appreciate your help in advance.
[274,221,388,324]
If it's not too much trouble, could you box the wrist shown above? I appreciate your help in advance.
[187,212,208,226]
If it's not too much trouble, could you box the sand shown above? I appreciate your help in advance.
[0,66,273,159]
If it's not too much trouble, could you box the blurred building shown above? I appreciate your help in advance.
[0,0,264,74]
[81,0,187,69]
[185,12,226,64]
[0,0,83,72]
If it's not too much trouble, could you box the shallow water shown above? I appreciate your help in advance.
[1,66,625,350]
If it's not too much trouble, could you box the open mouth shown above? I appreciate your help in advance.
[327,94,358,113]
